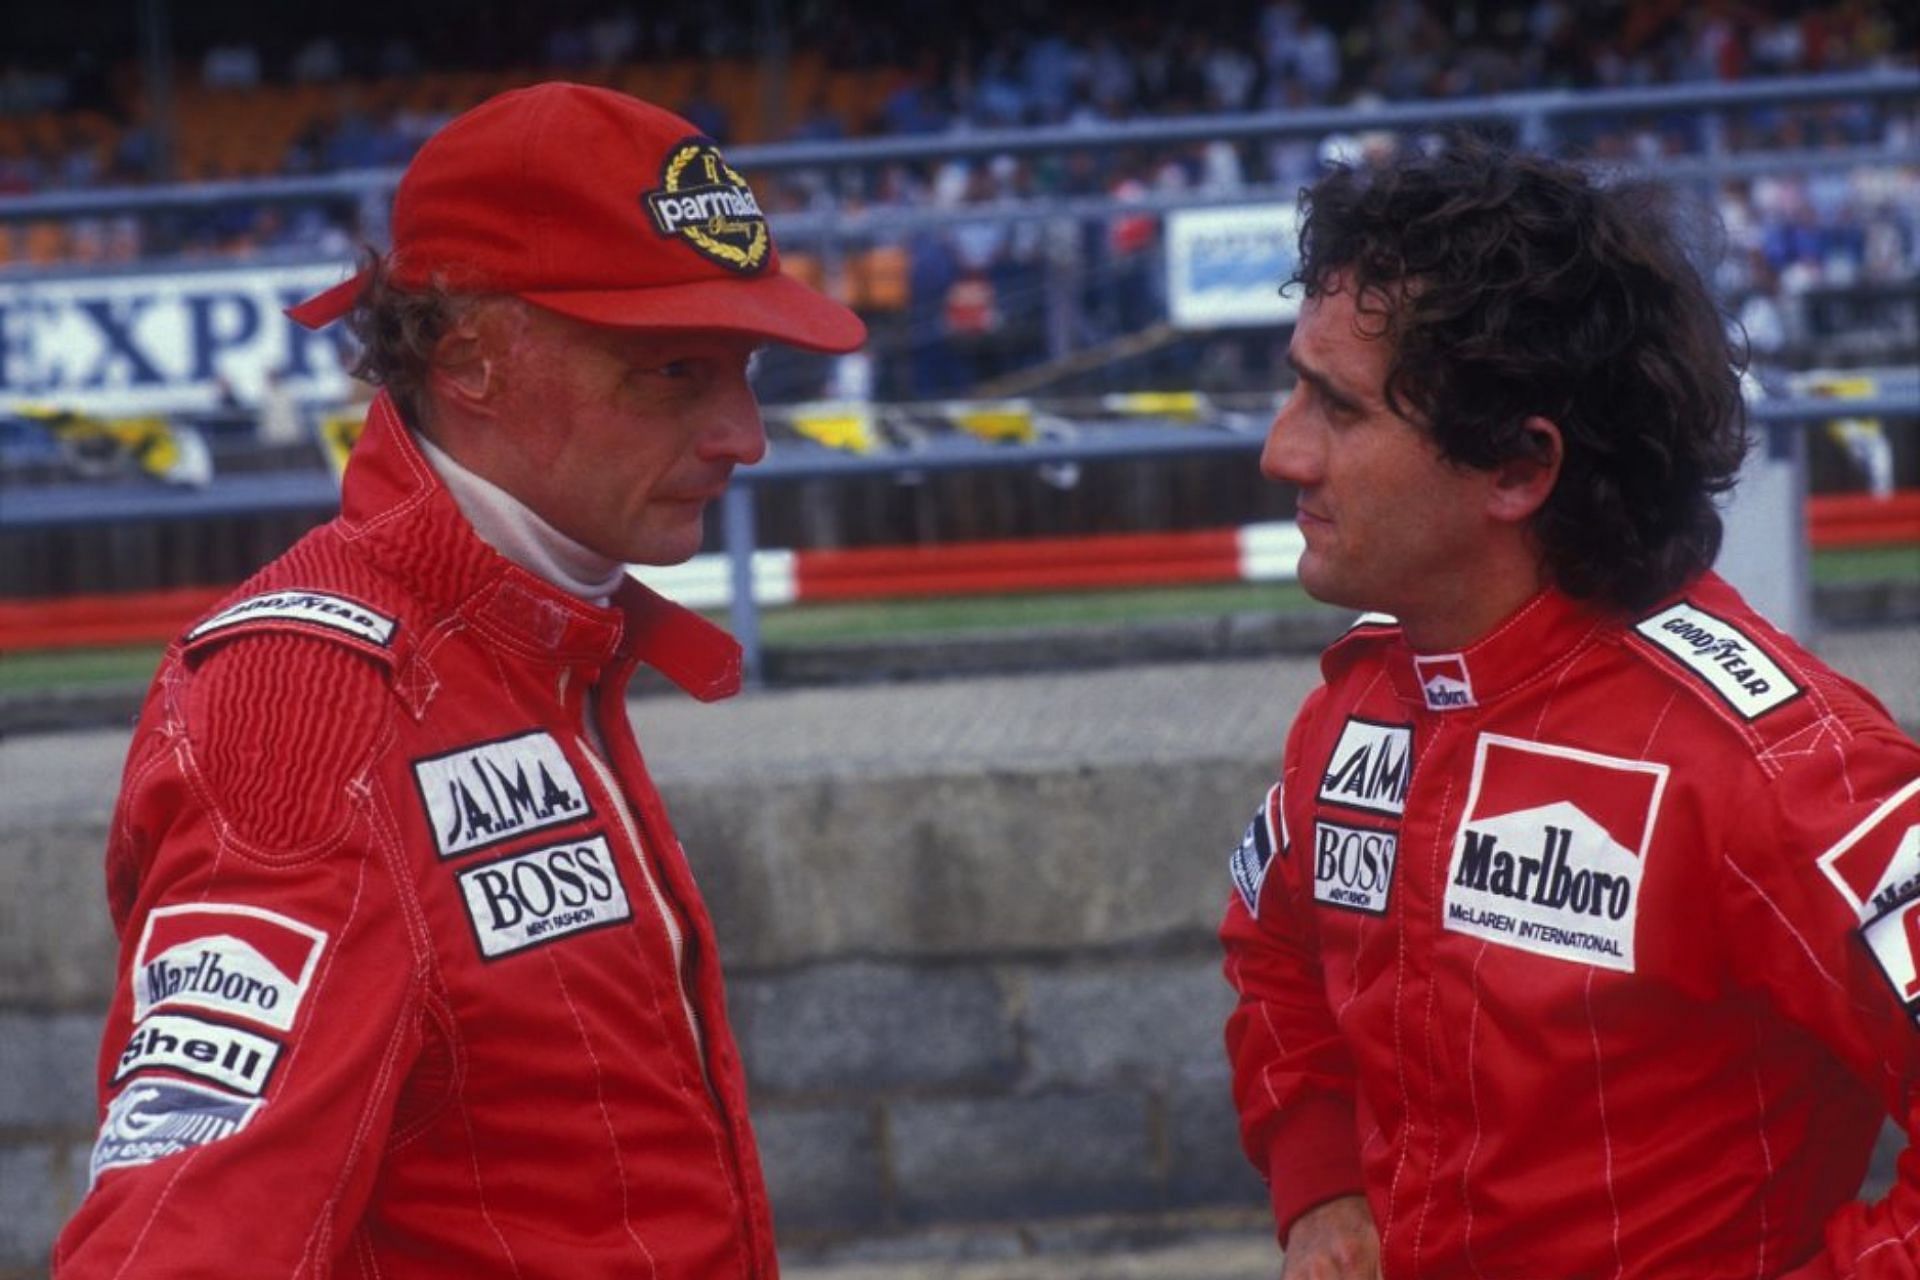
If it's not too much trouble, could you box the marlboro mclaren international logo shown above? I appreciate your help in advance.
[1817,779,1920,923]
[132,904,328,1033]
[643,138,770,274]
[1443,734,1669,973]
[1414,654,1474,710]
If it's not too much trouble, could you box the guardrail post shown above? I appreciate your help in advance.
[722,481,765,690]
[1719,415,1812,639]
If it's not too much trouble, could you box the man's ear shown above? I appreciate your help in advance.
[426,303,501,417]
[1487,415,1563,525]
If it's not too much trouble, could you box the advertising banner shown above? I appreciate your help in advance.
[1165,204,1301,330]
[0,262,358,417]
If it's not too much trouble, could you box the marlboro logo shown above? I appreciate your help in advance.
[133,904,327,1033]
[1818,779,1920,922]
[1443,734,1668,972]
[1414,654,1474,710]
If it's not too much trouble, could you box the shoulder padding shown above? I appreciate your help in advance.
[183,629,392,852]
[1621,586,1865,761]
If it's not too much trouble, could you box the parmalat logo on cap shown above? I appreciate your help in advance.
[643,138,770,274]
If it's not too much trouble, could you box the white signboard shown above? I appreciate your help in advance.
[0,262,358,416]
[1165,204,1301,330]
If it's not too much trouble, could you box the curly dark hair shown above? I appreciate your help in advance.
[1292,140,1749,613]
[343,251,474,431]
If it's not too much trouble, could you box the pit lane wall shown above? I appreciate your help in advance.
[0,696,1280,1274]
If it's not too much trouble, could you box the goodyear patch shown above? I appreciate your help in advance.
[1633,601,1800,720]
[187,590,396,649]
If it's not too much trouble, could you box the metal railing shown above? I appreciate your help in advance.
[2,69,1913,257]
[11,395,1903,680]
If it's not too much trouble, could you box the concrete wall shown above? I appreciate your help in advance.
[0,692,1282,1276]
[7,629,1913,1275]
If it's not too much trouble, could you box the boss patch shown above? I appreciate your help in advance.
[458,835,633,959]
[89,1079,261,1187]
[187,590,396,648]
[1633,602,1800,720]
[1442,734,1668,973]
[1313,820,1397,915]
[1817,779,1920,922]
[133,904,327,1033]
[642,138,771,274]
[1229,784,1285,913]
[1319,718,1413,817]
[413,731,592,859]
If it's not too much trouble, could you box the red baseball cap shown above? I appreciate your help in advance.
[288,81,866,354]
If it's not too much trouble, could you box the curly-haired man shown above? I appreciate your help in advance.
[1222,141,1920,1278]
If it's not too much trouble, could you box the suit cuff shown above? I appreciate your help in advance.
[1266,1093,1367,1241]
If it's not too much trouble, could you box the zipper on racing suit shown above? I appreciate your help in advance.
[558,666,712,1093]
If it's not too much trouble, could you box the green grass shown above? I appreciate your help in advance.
[0,644,163,693]
[2,545,1911,693]
[754,581,1321,643]
[1810,543,1920,585]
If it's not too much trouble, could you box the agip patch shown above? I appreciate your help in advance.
[642,138,771,274]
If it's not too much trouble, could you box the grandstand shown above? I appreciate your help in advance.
[1,2,1915,622]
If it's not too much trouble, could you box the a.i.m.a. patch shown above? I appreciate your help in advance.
[641,138,770,274]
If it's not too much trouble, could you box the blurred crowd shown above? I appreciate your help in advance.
[1,0,1914,397]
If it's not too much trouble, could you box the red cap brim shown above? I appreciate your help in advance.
[285,271,371,329]
[520,270,867,354]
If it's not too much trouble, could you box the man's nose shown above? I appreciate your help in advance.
[701,383,768,466]
[1259,396,1315,486]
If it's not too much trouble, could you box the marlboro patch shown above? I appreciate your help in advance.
[1443,734,1669,973]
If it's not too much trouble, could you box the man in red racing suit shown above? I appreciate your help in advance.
[56,81,865,1277]
[1224,573,1920,1276]
[1219,141,1920,1278]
